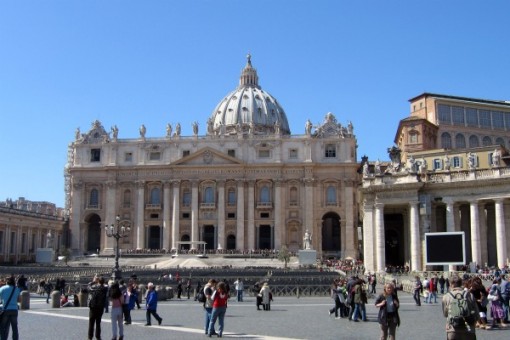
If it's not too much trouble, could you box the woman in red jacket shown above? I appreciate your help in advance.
[207,281,229,337]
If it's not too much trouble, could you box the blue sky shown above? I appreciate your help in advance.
[1,1,509,208]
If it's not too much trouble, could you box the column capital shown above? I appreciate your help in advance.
[171,179,181,187]
[106,181,117,189]
[135,180,145,189]
[408,200,419,206]
[374,202,385,209]
[217,179,226,187]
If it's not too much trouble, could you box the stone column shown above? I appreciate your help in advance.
[217,180,225,250]
[409,200,421,271]
[469,200,481,266]
[136,181,145,250]
[304,178,314,243]
[163,181,171,250]
[274,180,282,249]
[494,199,508,269]
[171,180,180,251]
[362,201,375,273]
[70,182,83,253]
[191,180,199,250]
[104,181,117,251]
[445,198,456,271]
[236,180,245,249]
[375,202,385,272]
[247,180,255,250]
[343,180,355,258]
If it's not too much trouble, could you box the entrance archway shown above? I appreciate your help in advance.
[180,235,190,250]
[148,226,161,250]
[226,234,236,250]
[203,225,215,250]
[384,214,404,266]
[322,212,341,252]
[86,214,101,253]
[258,225,272,249]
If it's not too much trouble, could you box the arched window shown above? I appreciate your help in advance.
[89,189,99,208]
[150,188,160,204]
[408,131,418,144]
[227,188,236,205]
[495,137,505,147]
[469,135,479,148]
[260,186,270,203]
[482,136,492,146]
[182,189,191,207]
[289,187,298,205]
[204,187,214,204]
[441,132,452,149]
[123,189,131,208]
[326,186,337,205]
[455,134,466,149]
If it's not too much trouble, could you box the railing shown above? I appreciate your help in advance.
[86,204,101,210]
[256,202,273,209]
[200,203,216,209]
[145,204,161,210]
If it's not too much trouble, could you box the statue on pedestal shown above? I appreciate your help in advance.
[303,229,312,250]
[46,231,54,249]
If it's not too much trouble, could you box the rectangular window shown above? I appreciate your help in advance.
[437,104,451,124]
[227,212,236,219]
[228,191,236,205]
[0,231,3,252]
[433,159,442,170]
[325,144,336,158]
[466,108,478,127]
[492,111,504,129]
[182,212,190,219]
[90,148,101,162]
[409,133,418,144]
[289,149,298,159]
[258,149,270,158]
[182,150,190,157]
[227,149,236,158]
[451,106,465,125]
[31,233,36,252]
[124,152,133,162]
[149,152,161,161]
[452,156,462,168]
[182,192,191,207]
[479,110,491,128]
[260,212,270,218]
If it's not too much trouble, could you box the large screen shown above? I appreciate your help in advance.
[425,232,465,265]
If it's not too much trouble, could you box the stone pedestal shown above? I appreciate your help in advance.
[298,249,317,265]
[36,248,55,264]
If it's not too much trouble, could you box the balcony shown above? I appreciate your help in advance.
[145,204,161,210]
[86,204,101,210]
[256,202,273,209]
[200,203,216,210]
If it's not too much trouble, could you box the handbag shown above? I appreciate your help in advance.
[0,286,16,319]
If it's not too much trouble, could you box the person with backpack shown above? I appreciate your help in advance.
[442,275,479,339]
[87,275,108,340]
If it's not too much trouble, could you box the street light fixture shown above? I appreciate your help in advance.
[105,215,131,280]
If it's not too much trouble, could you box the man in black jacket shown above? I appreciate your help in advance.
[87,275,107,340]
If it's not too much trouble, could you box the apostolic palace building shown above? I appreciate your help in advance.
[65,56,360,259]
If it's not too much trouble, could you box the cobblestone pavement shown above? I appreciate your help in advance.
[18,292,510,340]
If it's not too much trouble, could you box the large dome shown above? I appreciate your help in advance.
[208,55,290,136]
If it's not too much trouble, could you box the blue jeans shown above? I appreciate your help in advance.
[237,290,243,302]
[204,307,215,334]
[352,303,366,321]
[413,290,421,305]
[429,292,437,303]
[208,306,226,336]
[0,310,18,340]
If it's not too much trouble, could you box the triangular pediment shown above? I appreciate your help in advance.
[172,147,244,166]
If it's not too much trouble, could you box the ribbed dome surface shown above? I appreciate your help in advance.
[208,55,290,136]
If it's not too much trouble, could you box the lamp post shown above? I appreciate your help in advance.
[105,215,131,281]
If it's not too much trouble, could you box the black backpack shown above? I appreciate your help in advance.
[196,290,206,303]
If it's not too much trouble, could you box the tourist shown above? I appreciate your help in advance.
[413,276,422,306]
[145,282,163,326]
[87,275,108,340]
[176,280,183,299]
[186,279,192,299]
[328,279,341,319]
[109,281,124,340]
[469,277,489,330]
[60,294,74,307]
[442,275,478,339]
[0,276,21,340]
[351,278,367,322]
[233,278,244,302]
[259,282,272,311]
[375,283,400,340]
[488,278,507,328]
[203,279,218,336]
[207,281,229,337]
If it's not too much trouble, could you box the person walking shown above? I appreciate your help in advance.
[207,281,229,337]
[87,275,108,340]
[375,283,400,340]
[176,280,183,299]
[413,276,422,306]
[186,279,192,299]
[328,279,341,319]
[233,278,244,302]
[109,282,124,340]
[0,276,21,340]
[203,279,218,336]
[145,282,162,326]
[351,278,367,322]
[442,275,479,340]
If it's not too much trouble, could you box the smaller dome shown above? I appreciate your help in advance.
[208,55,290,136]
